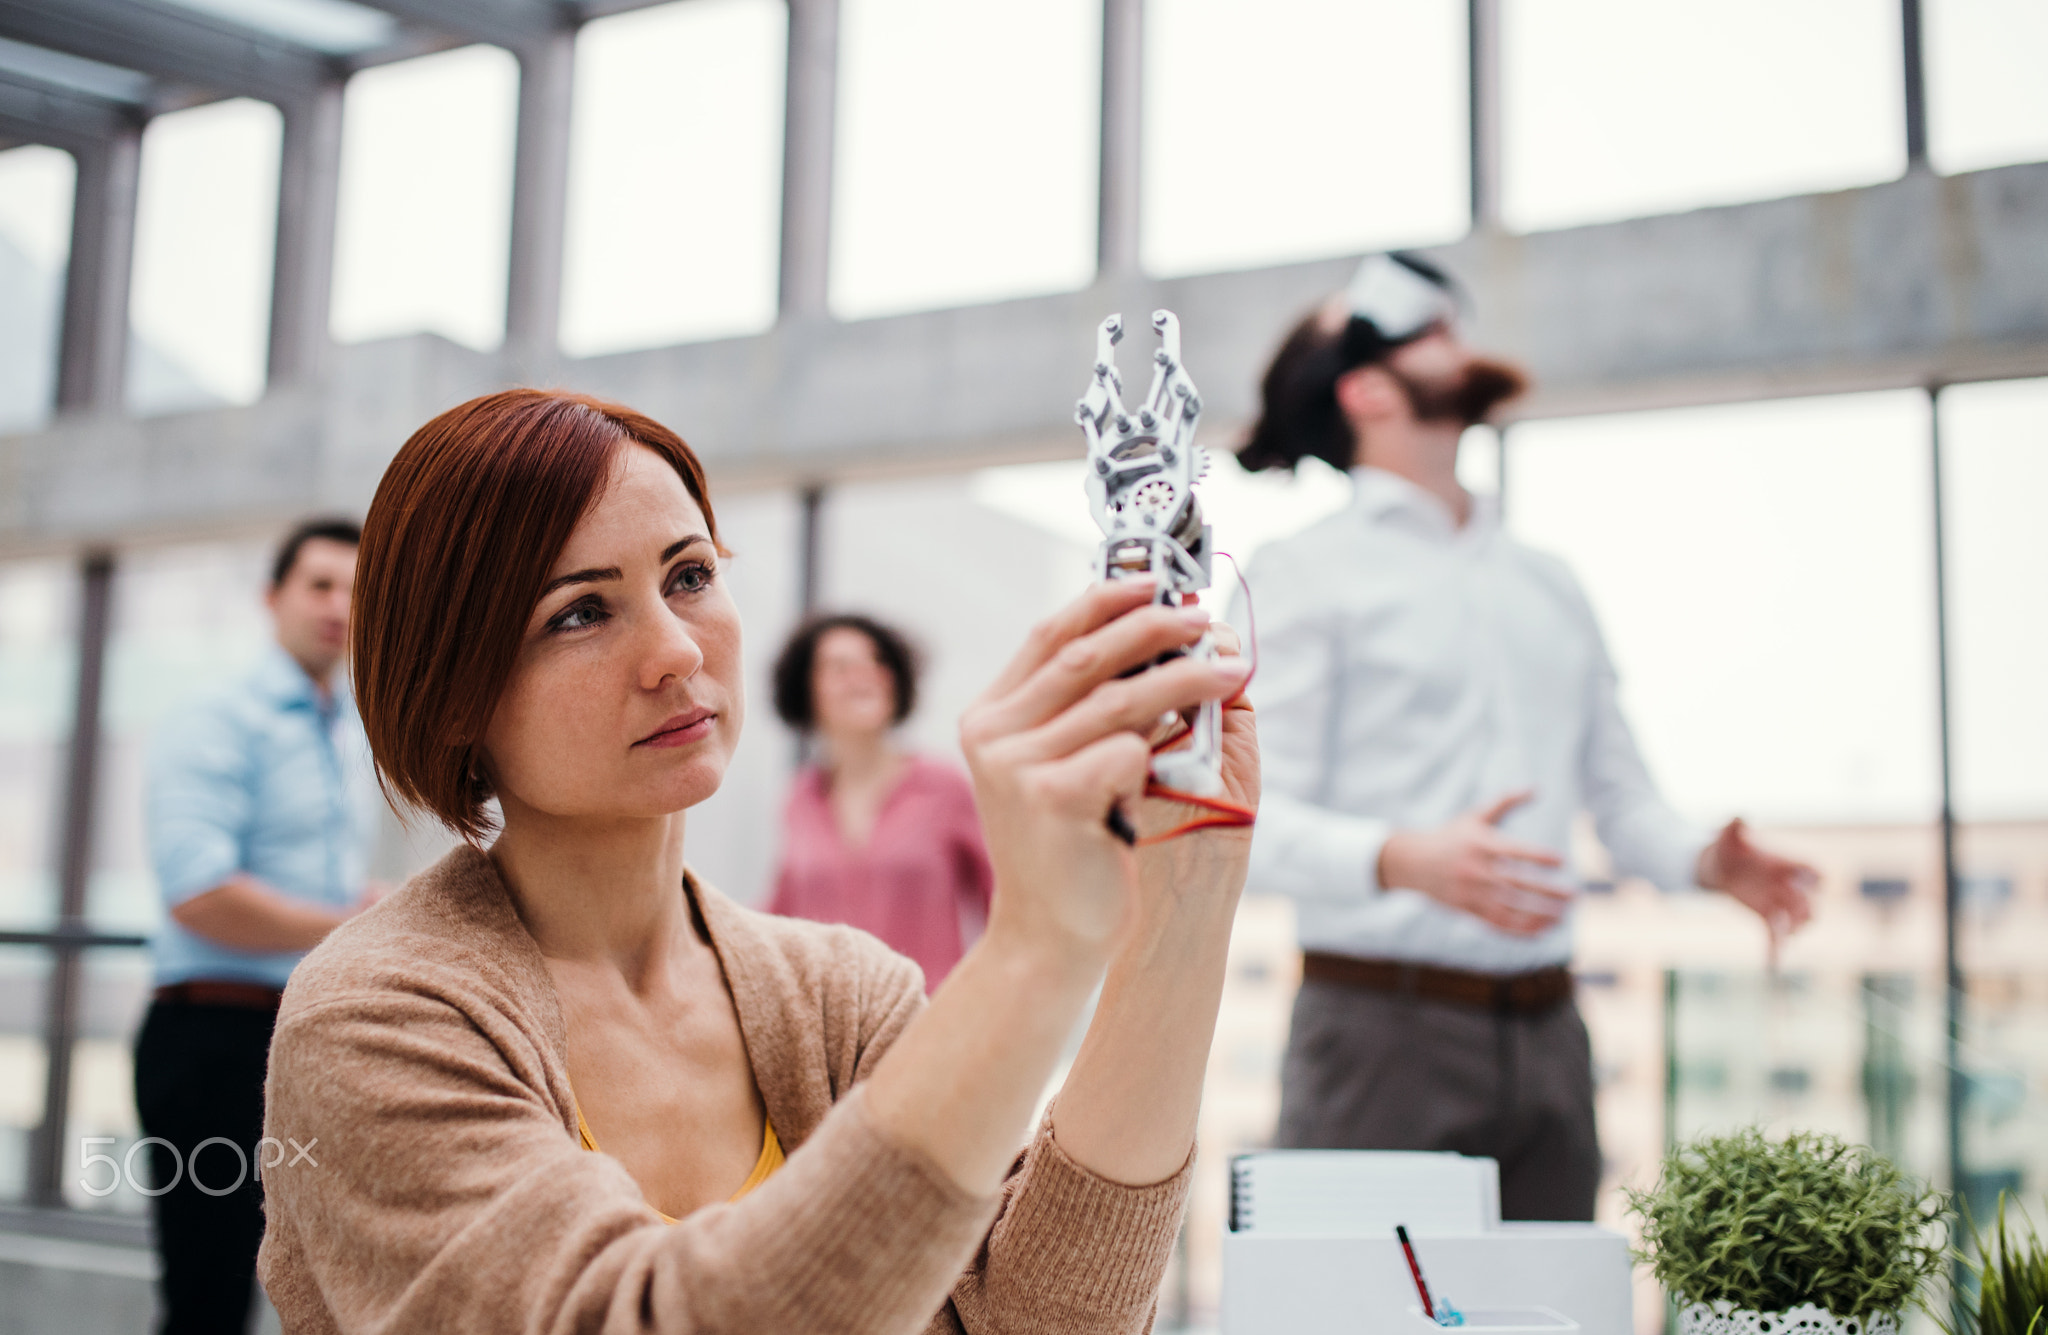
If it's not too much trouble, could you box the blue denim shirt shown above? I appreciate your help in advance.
[146,643,381,988]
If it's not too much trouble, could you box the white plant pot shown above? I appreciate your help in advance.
[1676,1301,1899,1335]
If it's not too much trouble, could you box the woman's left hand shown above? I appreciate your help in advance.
[1048,616,1258,1184]
[1128,617,1260,923]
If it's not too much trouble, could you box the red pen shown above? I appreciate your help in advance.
[1396,1224,1436,1321]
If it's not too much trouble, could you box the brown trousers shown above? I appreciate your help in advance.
[1274,977,1602,1221]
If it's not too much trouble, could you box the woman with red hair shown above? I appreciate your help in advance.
[257,389,1259,1334]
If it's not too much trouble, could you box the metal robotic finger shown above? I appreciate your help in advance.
[1074,309,1223,798]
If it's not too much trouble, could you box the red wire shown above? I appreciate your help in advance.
[1134,553,1259,846]
[1134,782,1256,846]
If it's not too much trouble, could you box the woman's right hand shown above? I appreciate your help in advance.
[865,577,1248,1197]
[957,577,1252,966]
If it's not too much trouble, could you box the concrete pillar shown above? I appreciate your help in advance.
[1468,0,1503,231]
[29,550,114,1207]
[506,28,576,362]
[55,129,141,413]
[268,82,344,386]
[779,0,839,318]
[1097,0,1142,278]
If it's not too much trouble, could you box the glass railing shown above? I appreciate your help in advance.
[1666,968,2046,1213]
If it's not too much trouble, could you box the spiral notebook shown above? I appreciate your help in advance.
[1228,1150,1501,1237]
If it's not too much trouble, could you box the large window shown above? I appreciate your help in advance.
[829,0,1101,318]
[1941,378,2048,1211]
[128,98,282,413]
[818,472,1097,756]
[1942,379,2048,824]
[1142,0,1467,276]
[1508,392,1938,822]
[331,45,519,350]
[561,0,786,355]
[1927,0,2048,174]
[1506,391,1951,1287]
[1502,0,1905,232]
[0,146,75,433]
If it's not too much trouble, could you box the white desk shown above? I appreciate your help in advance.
[1221,1224,1634,1335]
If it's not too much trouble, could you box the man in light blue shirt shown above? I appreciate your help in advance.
[134,517,382,1335]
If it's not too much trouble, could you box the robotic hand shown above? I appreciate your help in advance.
[1074,309,1224,801]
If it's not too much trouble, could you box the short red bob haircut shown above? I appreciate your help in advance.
[351,389,721,842]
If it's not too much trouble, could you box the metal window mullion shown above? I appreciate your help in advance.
[1927,386,1964,1215]
[798,483,826,616]
[1901,0,1929,170]
[0,932,145,949]
[792,483,828,768]
[30,550,115,1209]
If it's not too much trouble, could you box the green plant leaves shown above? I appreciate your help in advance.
[1626,1128,1949,1319]
[1952,1196,2048,1335]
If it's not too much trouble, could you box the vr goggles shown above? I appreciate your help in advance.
[1337,252,1460,368]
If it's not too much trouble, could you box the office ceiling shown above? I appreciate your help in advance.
[0,0,669,149]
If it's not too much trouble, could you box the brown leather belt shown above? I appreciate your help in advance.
[1301,952,1574,1014]
[154,980,285,1011]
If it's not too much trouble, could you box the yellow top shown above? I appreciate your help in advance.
[575,1099,784,1224]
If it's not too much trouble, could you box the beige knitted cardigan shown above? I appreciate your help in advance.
[257,845,1191,1335]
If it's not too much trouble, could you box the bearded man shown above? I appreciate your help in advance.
[1232,253,1814,1220]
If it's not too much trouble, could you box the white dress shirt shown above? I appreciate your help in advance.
[1232,467,1706,974]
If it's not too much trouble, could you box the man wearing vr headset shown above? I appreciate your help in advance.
[1233,252,1816,1220]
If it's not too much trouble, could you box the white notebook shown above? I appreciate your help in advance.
[1229,1150,1502,1237]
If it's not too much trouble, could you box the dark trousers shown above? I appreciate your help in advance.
[133,999,278,1335]
[1275,977,1602,1221]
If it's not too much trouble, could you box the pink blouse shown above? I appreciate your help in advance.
[768,755,995,991]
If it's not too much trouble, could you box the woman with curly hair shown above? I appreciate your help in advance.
[768,614,992,989]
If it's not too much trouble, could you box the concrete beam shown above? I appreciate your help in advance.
[0,31,152,105]
[1457,164,2048,419]
[574,0,702,20]
[0,70,134,151]
[4,161,2047,554]
[355,0,560,52]
[0,0,336,103]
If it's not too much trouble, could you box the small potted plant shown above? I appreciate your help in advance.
[1946,1195,2047,1335]
[1627,1128,1948,1335]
